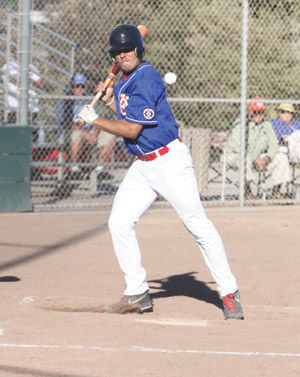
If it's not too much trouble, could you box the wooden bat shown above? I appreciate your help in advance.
[78,25,148,125]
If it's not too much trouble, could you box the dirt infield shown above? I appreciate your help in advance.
[0,205,299,377]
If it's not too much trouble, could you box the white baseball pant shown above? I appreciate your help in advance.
[108,138,238,297]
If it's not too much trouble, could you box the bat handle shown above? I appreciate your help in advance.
[77,90,104,125]
[90,90,103,107]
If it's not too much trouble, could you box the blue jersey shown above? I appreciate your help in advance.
[271,118,300,140]
[114,62,178,155]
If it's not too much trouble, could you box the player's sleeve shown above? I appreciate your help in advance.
[124,78,163,125]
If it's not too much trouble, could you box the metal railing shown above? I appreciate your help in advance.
[0,9,93,123]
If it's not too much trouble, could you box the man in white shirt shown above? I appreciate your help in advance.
[1,59,43,124]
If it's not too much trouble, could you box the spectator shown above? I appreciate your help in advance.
[271,103,300,164]
[1,59,43,133]
[224,97,290,199]
[70,75,95,173]
[52,73,114,197]
[63,73,98,176]
[71,74,116,178]
[94,131,116,177]
[56,73,108,178]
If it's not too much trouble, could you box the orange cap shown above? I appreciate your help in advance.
[249,97,266,111]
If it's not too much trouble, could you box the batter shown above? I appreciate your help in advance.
[78,24,243,320]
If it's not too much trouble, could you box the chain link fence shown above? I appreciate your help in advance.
[1,0,300,210]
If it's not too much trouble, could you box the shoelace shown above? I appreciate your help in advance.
[223,293,236,310]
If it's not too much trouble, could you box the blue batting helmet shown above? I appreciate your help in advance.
[108,24,144,62]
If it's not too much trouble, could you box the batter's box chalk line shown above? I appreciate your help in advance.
[0,344,299,358]
[135,318,208,327]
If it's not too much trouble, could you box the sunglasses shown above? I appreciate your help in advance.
[279,110,292,114]
[252,110,264,115]
[73,84,85,89]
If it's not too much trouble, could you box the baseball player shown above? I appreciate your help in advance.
[78,24,243,320]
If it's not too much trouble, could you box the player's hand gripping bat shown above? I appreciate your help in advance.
[77,25,148,126]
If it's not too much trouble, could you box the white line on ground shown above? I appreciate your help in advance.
[245,305,300,313]
[134,346,300,357]
[135,318,208,327]
[0,343,299,358]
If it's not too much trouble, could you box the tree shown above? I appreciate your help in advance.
[32,0,300,129]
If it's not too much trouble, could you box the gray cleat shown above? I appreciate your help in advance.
[102,290,153,314]
[223,290,244,320]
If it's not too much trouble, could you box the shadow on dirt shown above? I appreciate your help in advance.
[0,225,105,273]
[0,276,20,282]
[149,271,223,309]
[0,365,83,377]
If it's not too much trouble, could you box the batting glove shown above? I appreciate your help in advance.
[78,105,98,125]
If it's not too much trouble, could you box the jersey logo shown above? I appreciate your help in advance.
[143,108,155,120]
[120,93,129,116]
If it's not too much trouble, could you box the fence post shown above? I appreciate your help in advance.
[57,132,65,181]
[239,0,249,207]
[3,10,12,124]
[19,0,33,126]
[70,44,76,77]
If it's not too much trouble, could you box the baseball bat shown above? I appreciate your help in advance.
[77,25,147,126]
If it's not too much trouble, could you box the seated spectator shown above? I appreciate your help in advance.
[224,97,290,199]
[67,73,99,177]
[52,73,115,197]
[56,73,100,174]
[1,58,43,132]
[69,74,116,178]
[271,103,300,164]
[94,132,116,177]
